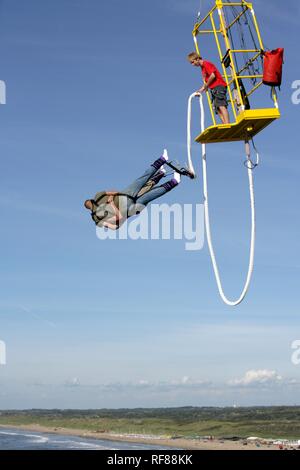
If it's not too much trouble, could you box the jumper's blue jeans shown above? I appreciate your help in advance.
[113,160,179,222]
[121,164,177,208]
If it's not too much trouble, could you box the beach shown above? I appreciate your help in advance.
[0,424,280,450]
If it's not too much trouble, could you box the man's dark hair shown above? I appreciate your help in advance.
[84,199,93,209]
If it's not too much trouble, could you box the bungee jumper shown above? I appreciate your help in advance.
[84,150,194,231]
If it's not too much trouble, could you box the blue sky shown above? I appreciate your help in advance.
[0,0,299,408]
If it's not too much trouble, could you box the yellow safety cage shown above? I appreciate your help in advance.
[193,0,280,144]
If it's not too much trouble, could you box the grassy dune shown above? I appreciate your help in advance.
[1,407,300,440]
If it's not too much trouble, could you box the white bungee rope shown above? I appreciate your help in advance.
[187,93,258,306]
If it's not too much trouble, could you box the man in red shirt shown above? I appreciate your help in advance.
[188,52,230,124]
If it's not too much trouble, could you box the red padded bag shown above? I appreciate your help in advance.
[263,48,284,87]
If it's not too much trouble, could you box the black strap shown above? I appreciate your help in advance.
[165,160,196,179]
[91,192,137,226]
[94,192,136,205]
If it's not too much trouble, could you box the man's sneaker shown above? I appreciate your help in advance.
[173,171,181,184]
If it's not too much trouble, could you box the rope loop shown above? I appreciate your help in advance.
[187,93,256,307]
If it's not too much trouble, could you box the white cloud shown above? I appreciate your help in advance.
[229,369,283,387]
[4,373,300,408]
[99,378,212,394]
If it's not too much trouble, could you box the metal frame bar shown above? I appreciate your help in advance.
[246,80,263,98]
[198,30,222,34]
[237,75,263,79]
[218,2,253,6]
[231,49,260,53]
[193,5,218,33]
[227,75,263,86]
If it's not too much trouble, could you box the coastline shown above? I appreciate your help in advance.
[0,424,277,450]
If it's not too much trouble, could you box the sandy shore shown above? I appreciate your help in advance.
[0,424,279,450]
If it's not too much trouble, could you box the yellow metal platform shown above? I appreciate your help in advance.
[195,108,280,144]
